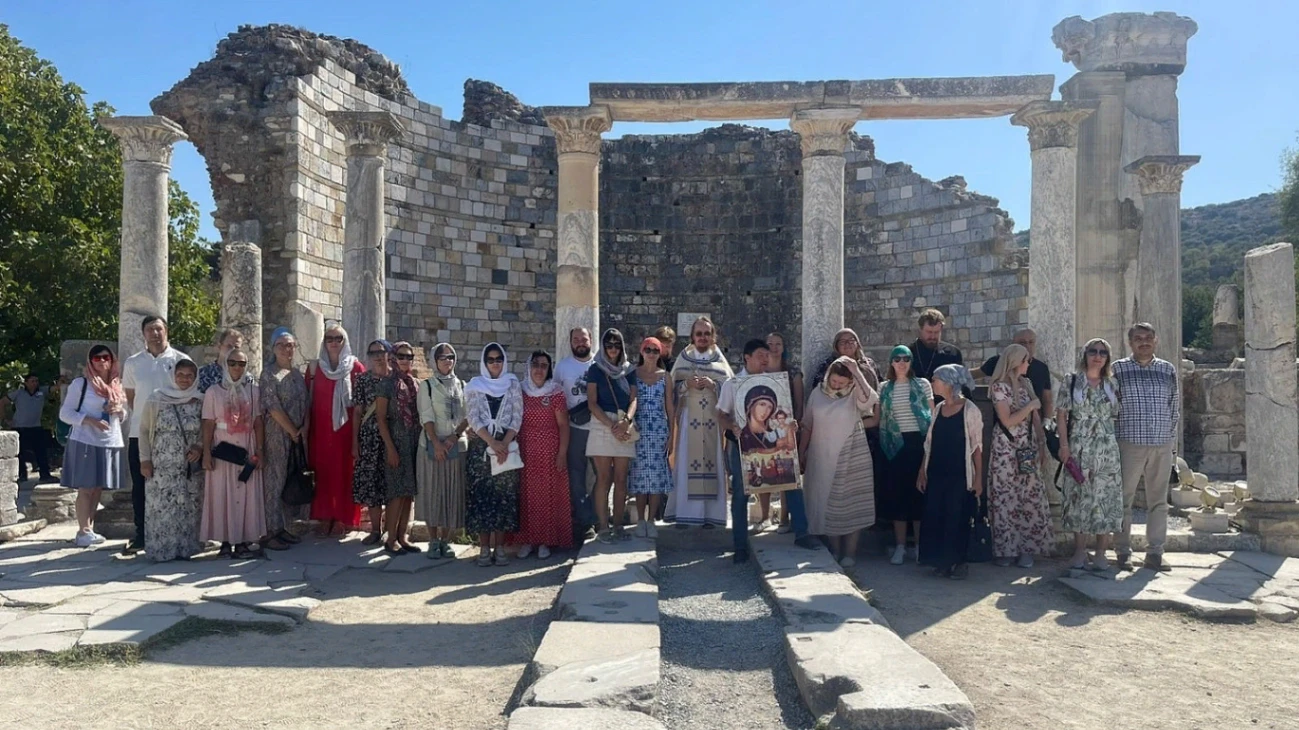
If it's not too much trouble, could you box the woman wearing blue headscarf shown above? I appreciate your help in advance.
[260,327,308,549]
[917,364,984,579]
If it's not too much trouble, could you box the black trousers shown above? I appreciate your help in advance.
[16,427,52,480]
[128,438,146,543]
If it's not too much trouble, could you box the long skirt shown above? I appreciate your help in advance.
[822,431,876,537]
[416,447,466,531]
[879,431,926,523]
[465,437,520,534]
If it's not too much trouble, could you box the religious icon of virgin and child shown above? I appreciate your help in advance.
[734,374,802,492]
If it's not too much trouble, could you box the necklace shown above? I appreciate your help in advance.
[916,343,937,377]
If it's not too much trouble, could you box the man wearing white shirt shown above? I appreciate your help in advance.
[555,327,597,542]
[120,315,184,555]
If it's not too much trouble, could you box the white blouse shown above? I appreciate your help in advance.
[59,377,125,449]
[467,380,523,437]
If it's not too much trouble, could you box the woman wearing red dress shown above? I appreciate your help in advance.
[509,351,574,558]
[306,321,365,535]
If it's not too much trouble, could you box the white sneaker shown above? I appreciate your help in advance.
[776,523,792,534]
[74,531,95,547]
[635,520,648,538]
[517,544,533,559]
[87,532,106,545]
[890,545,906,565]
[538,545,551,559]
[646,521,658,539]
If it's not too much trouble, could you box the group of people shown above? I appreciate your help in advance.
[51,306,1181,576]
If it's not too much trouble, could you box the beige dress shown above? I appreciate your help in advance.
[803,384,878,537]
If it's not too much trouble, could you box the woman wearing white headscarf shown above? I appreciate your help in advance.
[260,327,308,549]
[465,342,523,567]
[417,343,469,559]
[306,321,365,536]
[200,348,266,559]
[139,357,204,562]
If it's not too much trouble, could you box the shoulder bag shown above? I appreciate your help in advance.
[995,411,1038,476]
[55,379,89,447]
[966,491,995,563]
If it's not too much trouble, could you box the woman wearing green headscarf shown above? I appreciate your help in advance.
[877,345,934,566]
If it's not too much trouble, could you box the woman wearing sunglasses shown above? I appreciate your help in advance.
[466,343,523,566]
[1055,338,1123,571]
[375,341,422,554]
[351,339,393,545]
[585,329,638,542]
[200,348,266,560]
[628,336,675,538]
[59,345,128,547]
[416,343,468,559]
[306,322,364,536]
[877,345,934,566]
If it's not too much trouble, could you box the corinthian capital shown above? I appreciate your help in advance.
[1053,12,1197,75]
[101,115,188,167]
[1010,100,1096,151]
[327,111,405,155]
[1124,155,1200,196]
[542,106,612,155]
[790,108,858,157]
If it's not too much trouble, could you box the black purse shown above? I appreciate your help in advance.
[282,441,316,507]
[966,491,995,563]
[211,441,256,482]
[568,402,591,427]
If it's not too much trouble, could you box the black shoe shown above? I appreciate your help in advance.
[399,543,422,554]
[1143,554,1172,573]
[733,549,749,564]
[1115,553,1133,572]
[794,535,819,550]
[121,540,144,556]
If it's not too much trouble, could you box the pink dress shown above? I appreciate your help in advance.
[201,384,267,544]
[508,391,574,549]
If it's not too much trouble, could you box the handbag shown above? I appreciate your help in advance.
[966,491,995,563]
[485,439,524,475]
[995,418,1038,475]
[55,379,89,447]
[282,441,316,506]
[211,441,256,482]
[568,402,592,427]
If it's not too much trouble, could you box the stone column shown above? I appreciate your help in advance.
[542,106,612,358]
[101,116,187,358]
[326,111,404,351]
[221,220,264,376]
[1237,242,1299,555]
[1211,284,1242,351]
[1011,101,1095,382]
[791,109,858,371]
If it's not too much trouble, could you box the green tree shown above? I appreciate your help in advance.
[0,24,216,389]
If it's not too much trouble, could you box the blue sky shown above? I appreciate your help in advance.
[5,0,1295,241]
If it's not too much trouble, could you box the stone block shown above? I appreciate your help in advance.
[0,432,17,459]
[0,518,47,542]
[1059,573,1257,620]
[24,486,78,524]
[0,458,16,486]
[555,561,657,624]
[507,707,668,730]
[762,568,888,628]
[183,601,297,626]
[785,623,975,729]
[531,621,659,676]
[1196,453,1243,476]
[524,648,659,714]
[1189,511,1230,533]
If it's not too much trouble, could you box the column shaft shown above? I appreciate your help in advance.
[1027,145,1079,379]
[1243,243,1298,503]
[221,220,264,376]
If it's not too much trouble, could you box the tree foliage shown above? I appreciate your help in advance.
[0,24,216,389]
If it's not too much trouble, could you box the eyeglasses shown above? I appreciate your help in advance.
[485,356,505,364]
[324,335,344,344]
[228,361,248,368]
[643,348,661,355]
[1086,348,1110,357]
[892,356,911,363]
[604,342,622,349]
[367,350,387,358]
[90,354,112,363]
[436,355,456,362]
[395,353,414,361]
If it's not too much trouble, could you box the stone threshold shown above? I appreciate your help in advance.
[750,531,976,730]
[508,534,665,728]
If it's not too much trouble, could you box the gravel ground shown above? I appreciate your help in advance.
[655,535,815,730]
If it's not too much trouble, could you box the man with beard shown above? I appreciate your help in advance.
[555,327,597,542]
[908,308,963,382]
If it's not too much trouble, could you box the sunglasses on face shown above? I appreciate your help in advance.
[228,361,248,368]
[91,354,112,363]
[395,353,414,361]
[324,336,344,344]
[436,355,456,362]
[893,356,911,363]
[1086,348,1110,357]
[604,342,622,349]
[643,347,661,355]
[485,356,505,365]
[367,350,387,358]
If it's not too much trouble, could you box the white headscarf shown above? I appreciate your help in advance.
[466,342,518,399]
[317,322,357,431]
[522,351,562,398]
[149,357,201,406]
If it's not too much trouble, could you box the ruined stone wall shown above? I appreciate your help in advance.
[1182,364,1299,477]
[156,24,1027,377]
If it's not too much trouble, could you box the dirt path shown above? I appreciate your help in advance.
[852,554,1299,730]
[0,556,569,730]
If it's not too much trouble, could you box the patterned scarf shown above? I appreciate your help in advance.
[390,341,419,430]
[879,376,932,460]
[220,351,254,435]
[428,343,464,425]
[672,345,734,500]
[83,350,127,413]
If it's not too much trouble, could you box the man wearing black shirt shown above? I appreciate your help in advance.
[909,308,963,381]
[980,328,1054,418]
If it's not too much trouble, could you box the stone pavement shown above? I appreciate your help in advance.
[0,523,466,653]
[1059,550,1299,622]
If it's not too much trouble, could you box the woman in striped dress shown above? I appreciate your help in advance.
[798,356,880,568]
[416,343,469,559]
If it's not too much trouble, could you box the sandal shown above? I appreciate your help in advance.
[399,543,422,554]
[476,548,493,567]
[361,532,383,546]
[218,542,234,558]
[278,530,302,545]
[262,537,291,551]
[232,545,258,560]
[439,540,455,559]
[384,542,404,555]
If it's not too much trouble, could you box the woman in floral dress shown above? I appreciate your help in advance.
[351,339,392,545]
[466,342,523,567]
[376,341,422,555]
[629,336,674,538]
[1055,338,1123,570]
[509,350,573,558]
[988,343,1053,568]
[261,328,307,550]
[139,358,204,562]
